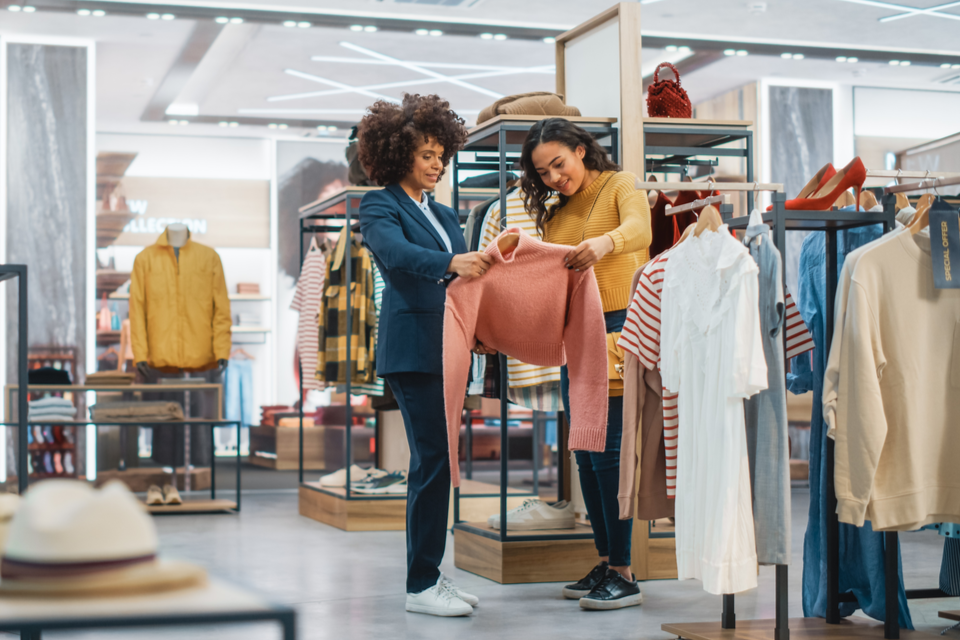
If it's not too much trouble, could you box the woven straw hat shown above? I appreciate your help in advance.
[0,480,205,597]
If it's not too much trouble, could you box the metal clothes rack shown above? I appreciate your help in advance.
[296,187,391,507]
[0,265,28,494]
[450,115,618,545]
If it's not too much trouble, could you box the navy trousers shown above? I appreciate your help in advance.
[385,372,450,594]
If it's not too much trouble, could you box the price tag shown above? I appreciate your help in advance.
[929,199,960,289]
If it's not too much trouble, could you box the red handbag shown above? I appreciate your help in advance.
[646,62,692,118]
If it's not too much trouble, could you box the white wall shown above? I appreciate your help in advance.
[854,87,960,141]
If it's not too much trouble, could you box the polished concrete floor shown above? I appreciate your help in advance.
[25,486,960,640]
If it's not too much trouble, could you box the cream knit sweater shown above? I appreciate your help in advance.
[831,231,960,530]
[443,229,609,487]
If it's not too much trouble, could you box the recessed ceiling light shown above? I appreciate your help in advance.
[22,5,34,11]
[493,33,507,40]
[847,57,858,63]
[215,16,229,24]
[543,37,556,44]
[278,123,289,129]
[268,123,278,129]
[219,121,229,127]
[723,49,736,56]
[678,46,691,53]
[180,120,190,125]
[942,62,953,68]
[479,33,493,39]
[77,9,91,16]
[230,17,243,24]
[666,45,678,52]
[784,53,795,59]
[160,13,174,20]
[415,28,429,35]
[736,49,748,56]
[328,126,337,131]
[363,25,377,32]
[229,122,239,128]
[953,64,960,69]
[889,60,900,65]
[793,53,804,60]
[429,29,442,36]
[168,120,179,125]
[146,12,160,19]
[92,9,105,16]
[7,5,21,11]
[298,21,311,28]
[350,24,363,31]
[283,20,297,27]
[900,60,910,66]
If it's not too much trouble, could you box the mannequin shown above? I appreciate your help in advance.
[135,224,228,377]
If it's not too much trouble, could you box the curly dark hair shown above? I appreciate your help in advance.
[356,93,468,186]
[519,118,620,235]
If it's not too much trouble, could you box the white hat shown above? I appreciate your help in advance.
[0,480,204,597]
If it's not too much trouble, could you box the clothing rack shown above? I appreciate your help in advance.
[296,187,390,510]
[0,265,29,494]
[665,193,731,216]
[882,175,960,193]
[635,181,784,192]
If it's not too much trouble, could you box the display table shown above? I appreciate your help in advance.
[0,578,295,639]
[662,617,939,640]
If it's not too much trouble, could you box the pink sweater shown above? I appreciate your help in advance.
[443,228,609,486]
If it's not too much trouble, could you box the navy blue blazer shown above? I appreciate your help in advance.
[359,183,467,377]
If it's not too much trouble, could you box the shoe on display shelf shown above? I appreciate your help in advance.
[351,471,407,494]
[146,485,164,506]
[439,573,479,607]
[42,452,54,475]
[162,484,182,505]
[63,451,75,475]
[405,578,473,617]
[53,452,63,475]
[63,427,75,444]
[32,426,44,445]
[579,569,643,610]
[562,561,609,599]
[487,499,575,531]
[319,465,384,488]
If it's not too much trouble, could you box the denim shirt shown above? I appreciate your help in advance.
[789,217,912,628]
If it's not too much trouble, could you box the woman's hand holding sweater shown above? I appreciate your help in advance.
[447,252,494,280]
[565,236,615,271]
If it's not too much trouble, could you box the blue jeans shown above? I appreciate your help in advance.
[224,359,253,450]
[561,309,632,567]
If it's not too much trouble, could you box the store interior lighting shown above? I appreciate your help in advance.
[76,9,91,16]
[215,17,229,24]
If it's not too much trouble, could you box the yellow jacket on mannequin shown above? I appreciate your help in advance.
[129,229,232,372]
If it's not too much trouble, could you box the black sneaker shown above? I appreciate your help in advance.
[561,561,609,599]
[579,569,643,610]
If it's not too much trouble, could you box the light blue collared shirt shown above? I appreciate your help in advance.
[410,193,452,252]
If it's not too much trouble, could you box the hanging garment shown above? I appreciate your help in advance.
[478,188,562,389]
[618,262,673,521]
[830,230,960,530]
[619,248,812,502]
[660,225,766,595]
[507,382,562,412]
[351,262,386,396]
[443,228,608,486]
[647,190,676,259]
[291,240,327,391]
[942,538,960,597]
[129,229,231,372]
[788,218,913,628]
[224,358,254,429]
[742,220,791,566]
[463,196,496,253]
[317,232,377,385]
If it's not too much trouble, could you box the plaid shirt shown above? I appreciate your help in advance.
[317,232,377,385]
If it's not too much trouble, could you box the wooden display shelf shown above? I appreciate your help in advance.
[96,466,211,492]
[144,499,236,514]
[453,520,599,584]
[248,424,324,471]
[109,292,270,301]
[940,610,960,622]
[456,479,531,523]
[299,482,407,532]
[662,616,940,640]
[465,115,618,150]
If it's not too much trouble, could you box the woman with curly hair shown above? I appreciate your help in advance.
[520,117,651,610]
[357,93,492,618]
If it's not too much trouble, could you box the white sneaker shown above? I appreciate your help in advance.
[487,499,575,531]
[319,465,379,488]
[406,579,473,617]
[439,573,479,607]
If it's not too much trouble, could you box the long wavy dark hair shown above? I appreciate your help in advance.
[520,118,620,236]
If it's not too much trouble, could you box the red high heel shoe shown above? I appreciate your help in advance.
[768,163,836,211]
[785,158,865,211]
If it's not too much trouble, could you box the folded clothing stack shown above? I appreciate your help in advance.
[28,397,77,423]
[85,371,135,386]
[260,405,294,427]
[236,283,260,295]
[90,401,184,421]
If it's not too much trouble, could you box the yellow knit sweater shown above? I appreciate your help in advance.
[544,171,651,312]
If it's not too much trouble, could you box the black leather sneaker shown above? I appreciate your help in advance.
[562,561,609,599]
[579,569,643,610]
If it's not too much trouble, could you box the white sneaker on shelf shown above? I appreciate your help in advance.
[405,578,473,617]
[319,465,378,488]
[439,573,479,607]
[487,499,575,531]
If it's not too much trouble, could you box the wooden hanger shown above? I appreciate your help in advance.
[678,223,697,243]
[646,174,659,208]
[859,190,879,210]
[693,204,723,237]
[230,347,255,360]
[834,190,856,208]
[894,193,910,212]
[497,231,520,254]
[908,197,935,236]
[916,193,935,212]
[98,346,119,360]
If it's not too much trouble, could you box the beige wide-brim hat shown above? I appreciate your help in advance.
[0,480,205,598]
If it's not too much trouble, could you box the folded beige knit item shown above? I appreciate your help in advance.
[476,92,581,124]
[90,401,185,421]
[85,371,136,387]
